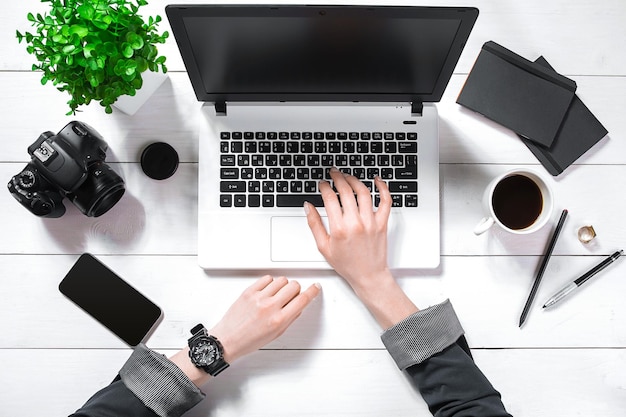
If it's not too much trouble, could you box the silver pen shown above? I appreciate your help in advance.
[543,250,624,309]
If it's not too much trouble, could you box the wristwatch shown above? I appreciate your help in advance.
[187,324,229,376]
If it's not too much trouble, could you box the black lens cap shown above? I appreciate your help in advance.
[140,142,179,180]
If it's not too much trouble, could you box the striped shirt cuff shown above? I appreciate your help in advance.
[380,299,465,370]
[119,344,205,417]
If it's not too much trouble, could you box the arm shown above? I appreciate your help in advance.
[305,168,511,417]
[69,276,320,417]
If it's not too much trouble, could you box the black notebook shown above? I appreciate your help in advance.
[457,41,577,147]
[520,56,608,176]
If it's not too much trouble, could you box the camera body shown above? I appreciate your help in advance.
[8,121,125,218]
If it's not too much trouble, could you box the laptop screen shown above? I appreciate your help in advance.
[166,5,478,104]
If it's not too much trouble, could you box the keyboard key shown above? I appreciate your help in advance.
[273,142,285,153]
[262,181,275,192]
[245,142,257,153]
[220,181,246,192]
[391,194,403,207]
[290,181,303,193]
[407,132,418,140]
[248,181,260,192]
[405,194,418,207]
[237,154,250,166]
[283,168,295,179]
[241,168,253,179]
[252,155,264,166]
[269,168,281,179]
[220,168,239,179]
[248,194,261,207]
[286,141,299,153]
[389,181,418,192]
[279,155,292,166]
[262,195,275,207]
[234,194,246,207]
[395,166,417,179]
[277,194,324,207]
[276,181,289,192]
[220,132,231,139]
[258,141,271,153]
[301,142,313,153]
[294,155,306,166]
[398,142,417,153]
[220,195,232,207]
[232,132,242,139]
[304,181,317,193]
[221,155,236,166]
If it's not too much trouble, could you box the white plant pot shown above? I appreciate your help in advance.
[113,71,168,115]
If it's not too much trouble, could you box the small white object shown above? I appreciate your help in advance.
[113,71,168,115]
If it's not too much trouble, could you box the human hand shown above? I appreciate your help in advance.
[304,168,418,329]
[304,167,394,293]
[209,275,321,363]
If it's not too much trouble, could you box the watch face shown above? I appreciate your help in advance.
[191,339,219,366]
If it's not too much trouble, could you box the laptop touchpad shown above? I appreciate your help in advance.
[271,216,327,262]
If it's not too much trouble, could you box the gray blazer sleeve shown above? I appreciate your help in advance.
[381,300,512,417]
[69,344,205,417]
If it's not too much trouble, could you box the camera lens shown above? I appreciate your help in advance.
[68,162,125,217]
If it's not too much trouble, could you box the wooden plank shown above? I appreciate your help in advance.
[0,72,622,165]
[4,1,626,76]
[1,163,623,257]
[1,348,624,417]
[2,255,624,349]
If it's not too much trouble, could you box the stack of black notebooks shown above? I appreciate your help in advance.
[457,41,608,176]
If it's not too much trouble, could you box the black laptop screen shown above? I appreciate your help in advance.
[166,5,478,103]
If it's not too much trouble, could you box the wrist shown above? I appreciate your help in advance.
[353,274,419,329]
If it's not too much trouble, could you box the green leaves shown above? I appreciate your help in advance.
[16,0,168,115]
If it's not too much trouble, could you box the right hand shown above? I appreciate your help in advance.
[304,168,394,293]
[304,168,418,329]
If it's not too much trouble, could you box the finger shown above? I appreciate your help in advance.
[261,275,289,296]
[374,176,392,226]
[343,174,374,217]
[282,283,321,318]
[248,275,274,292]
[319,179,342,220]
[304,202,330,254]
[329,168,358,214]
[274,279,303,307]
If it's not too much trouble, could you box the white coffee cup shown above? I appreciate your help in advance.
[474,169,554,235]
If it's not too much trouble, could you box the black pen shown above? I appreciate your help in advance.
[543,250,624,308]
[519,209,568,327]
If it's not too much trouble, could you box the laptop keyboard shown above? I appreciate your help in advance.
[219,131,418,208]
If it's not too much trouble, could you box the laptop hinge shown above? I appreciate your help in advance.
[411,101,423,116]
[215,101,227,116]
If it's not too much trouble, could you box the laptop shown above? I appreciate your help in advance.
[166,4,478,270]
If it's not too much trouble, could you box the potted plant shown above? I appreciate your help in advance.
[16,0,169,115]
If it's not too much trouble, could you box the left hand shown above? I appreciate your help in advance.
[209,275,321,363]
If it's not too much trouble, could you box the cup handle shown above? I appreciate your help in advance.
[474,216,495,235]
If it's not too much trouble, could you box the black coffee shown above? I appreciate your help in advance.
[492,174,543,230]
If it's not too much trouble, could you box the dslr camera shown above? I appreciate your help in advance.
[8,121,125,218]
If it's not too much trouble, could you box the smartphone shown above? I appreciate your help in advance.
[59,253,163,346]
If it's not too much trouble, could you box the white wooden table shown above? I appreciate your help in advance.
[1,1,625,416]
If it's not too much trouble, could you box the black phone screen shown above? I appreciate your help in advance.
[59,253,163,346]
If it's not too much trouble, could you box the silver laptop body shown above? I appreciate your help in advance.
[166,4,479,270]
